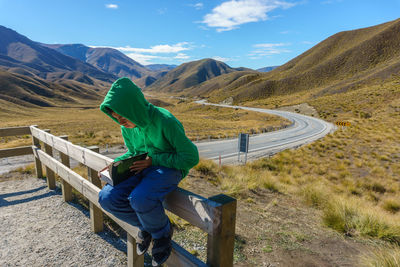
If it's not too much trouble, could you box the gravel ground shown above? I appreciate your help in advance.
[0,176,128,267]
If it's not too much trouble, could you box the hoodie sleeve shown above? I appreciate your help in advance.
[113,126,135,162]
[114,151,134,162]
[151,120,199,171]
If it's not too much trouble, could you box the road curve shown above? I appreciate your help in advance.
[0,101,336,173]
[194,100,336,164]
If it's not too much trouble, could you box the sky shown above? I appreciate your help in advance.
[0,0,399,69]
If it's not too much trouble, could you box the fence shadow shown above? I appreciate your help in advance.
[0,185,59,207]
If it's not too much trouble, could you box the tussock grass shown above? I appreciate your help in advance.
[361,245,400,267]
[383,199,400,214]
[191,80,400,248]
[14,163,36,175]
[322,197,400,244]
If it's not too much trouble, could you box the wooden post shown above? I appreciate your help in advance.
[43,129,56,189]
[127,233,144,267]
[87,146,104,233]
[59,135,72,202]
[31,134,43,178]
[206,194,237,267]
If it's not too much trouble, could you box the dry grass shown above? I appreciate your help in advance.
[192,79,400,250]
[0,97,288,149]
[360,244,400,267]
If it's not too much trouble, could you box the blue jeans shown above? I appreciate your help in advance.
[98,166,182,239]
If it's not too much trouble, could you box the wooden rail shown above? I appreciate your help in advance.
[2,126,236,266]
[0,126,36,159]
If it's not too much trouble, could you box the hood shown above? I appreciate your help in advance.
[100,77,153,128]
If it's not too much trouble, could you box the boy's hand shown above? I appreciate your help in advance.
[98,165,109,178]
[129,156,152,173]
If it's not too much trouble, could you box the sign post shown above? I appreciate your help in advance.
[335,121,351,131]
[238,133,249,164]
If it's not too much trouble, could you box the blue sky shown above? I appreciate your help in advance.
[0,0,399,69]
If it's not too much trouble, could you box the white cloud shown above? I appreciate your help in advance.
[302,41,314,45]
[125,53,169,65]
[105,4,118,9]
[202,0,296,32]
[212,56,233,62]
[175,53,190,60]
[249,43,291,58]
[90,43,193,65]
[111,42,191,54]
[193,3,204,9]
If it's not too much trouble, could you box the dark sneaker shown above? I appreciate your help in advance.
[136,230,152,256]
[151,227,173,266]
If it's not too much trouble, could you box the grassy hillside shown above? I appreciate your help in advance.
[0,70,108,108]
[145,58,251,93]
[195,76,400,265]
[185,18,400,103]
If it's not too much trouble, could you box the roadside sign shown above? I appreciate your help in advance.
[238,133,249,153]
[335,121,351,127]
[238,133,249,164]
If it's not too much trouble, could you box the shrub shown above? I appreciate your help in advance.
[360,245,400,267]
[194,159,218,177]
[383,199,400,214]
[322,197,400,244]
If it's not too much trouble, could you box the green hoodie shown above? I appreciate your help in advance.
[100,77,199,178]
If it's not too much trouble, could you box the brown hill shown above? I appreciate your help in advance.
[43,44,175,88]
[0,69,105,108]
[145,58,251,93]
[44,44,150,79]
[0,26,116,84]
[190,18,400,103]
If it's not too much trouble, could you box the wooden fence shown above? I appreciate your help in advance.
[0,126,237,267]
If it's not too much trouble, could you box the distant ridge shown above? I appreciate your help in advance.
[191,18,400,102]
[145,58,250,93]
[0,25,116,84]
[0,69,103,108]
[44,44,150,79]
[44,44,179,88]
[145,64,177,72]
[257,66,279,72]
[0,25,117,107]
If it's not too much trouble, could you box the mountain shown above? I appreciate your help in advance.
[0,26,116,84]
[44,44,151,79]
[43,44,179,88]
[192,18,400,103]
[145,64,177,72]
[145,58,247,93]
[0,69,103,108]
[257,66,279,72]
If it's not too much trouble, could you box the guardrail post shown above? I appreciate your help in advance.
[87,146,104,233]
[127,233,144,267]
[43,129,56,189]
[31,133,43,178]
[59,135,72,202]
[207,194,237,267]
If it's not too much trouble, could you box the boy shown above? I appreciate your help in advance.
[97,77,199,266]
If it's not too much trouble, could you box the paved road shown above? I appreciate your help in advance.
[194,100,336,164]
[0,101,336,173]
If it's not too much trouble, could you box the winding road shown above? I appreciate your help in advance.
[194,100,336,164]
[0,101,336,173]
